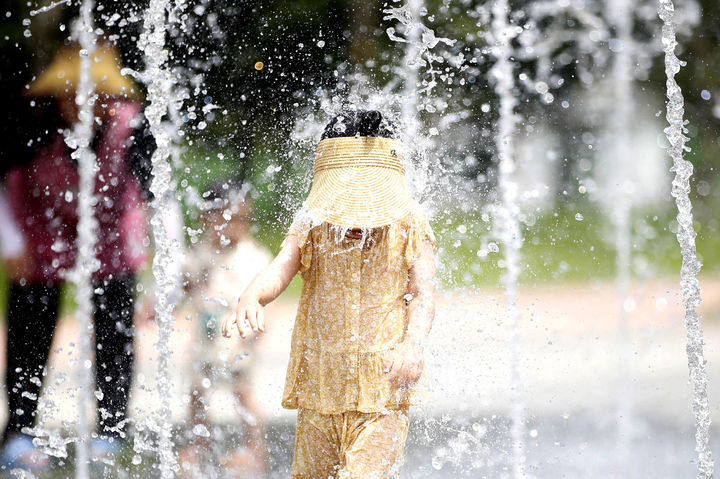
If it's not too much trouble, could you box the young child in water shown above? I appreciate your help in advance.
[179,181,270,477]
[223,110,436,478]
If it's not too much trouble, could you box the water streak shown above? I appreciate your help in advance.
[658,0,714,477]
[489,0,525,475]
[30,0,71,16]
[138,0,183,476]
[64,1,98,477]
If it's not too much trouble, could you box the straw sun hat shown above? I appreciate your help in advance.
[305,135,414,229]
[27,44,139,98]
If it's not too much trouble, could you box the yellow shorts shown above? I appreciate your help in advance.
[291,408,410,479]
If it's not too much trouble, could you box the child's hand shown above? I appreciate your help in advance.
[384,340,424,391]
[222,298,265,339]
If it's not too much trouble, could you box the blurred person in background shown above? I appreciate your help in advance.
[0,41,154,470]
[177,179,271,478]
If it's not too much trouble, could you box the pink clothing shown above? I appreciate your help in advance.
[6,100,147,282]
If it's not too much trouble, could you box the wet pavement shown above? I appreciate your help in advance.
[2,276,720,477]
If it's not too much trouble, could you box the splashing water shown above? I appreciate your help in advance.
[382,0,455,201]
[137,0,185,476]
[658,0,714,477]
[488,0,526,475]
[384,0,423,144]
[63,2,98,477]
[29,0,72,17]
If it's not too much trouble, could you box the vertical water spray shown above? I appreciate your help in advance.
[138,0,181,476]
[658,1,714,477]
[399,0,422,144]
[64,2,98,477]
[489,0,525,476]
[606,0,634,460]
[384,0,453,200]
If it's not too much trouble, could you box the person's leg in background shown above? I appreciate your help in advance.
[92,273,135,444]
[1,282,61,469]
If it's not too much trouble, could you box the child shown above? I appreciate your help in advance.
[223,110,436,478]
[179,180,271,477]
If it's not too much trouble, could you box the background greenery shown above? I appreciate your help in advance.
[0,0,719,310]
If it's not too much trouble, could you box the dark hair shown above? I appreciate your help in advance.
[321,110,396,140]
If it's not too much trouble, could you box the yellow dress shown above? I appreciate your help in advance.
[281,208,435,414]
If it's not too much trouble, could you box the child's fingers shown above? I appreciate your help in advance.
[256,306,265,332]
[235,310,251,338]
[246,305,259,332]
[383,353,395,375]
[388,366,405,390]
[222,312,235,338]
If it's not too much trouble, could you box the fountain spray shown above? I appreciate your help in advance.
[658,0,714,477]
[63,1,98,477]
[399,0,422,144]
[486,0,526,476]
[138,0,183,476]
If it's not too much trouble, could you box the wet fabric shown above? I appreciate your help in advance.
[281,208,435,413]
[3,275,135,440]
[5,99,145,282]
[291,407,409,479]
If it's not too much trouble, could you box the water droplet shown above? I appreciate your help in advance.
[79,49,89,58]
[575,213,584,221]
[701,90,711,101]
[197,121,207,130]
[431,455,444,470]
[535,81,549,94]
[192,424,210,437]
[132,455,142,465]
[23,29,32,38]
[22,18,30,26]
[317,40,325,48]
[529,429,538,438]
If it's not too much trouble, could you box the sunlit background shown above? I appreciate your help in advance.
[1,0,720,477]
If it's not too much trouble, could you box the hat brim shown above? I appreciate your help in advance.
[306,164,414,229]
[27,45,140,99]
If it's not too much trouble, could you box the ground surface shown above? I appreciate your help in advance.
[2,276,720,477]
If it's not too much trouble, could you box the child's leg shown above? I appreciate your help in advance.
[340,409,409,479]
[229,372,267,467]
[291,408,342,479]
[178,367,210,473]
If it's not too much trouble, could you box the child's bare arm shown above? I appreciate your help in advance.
[222,234,301,339]
[386,238,436,389]
[405,238,437,344]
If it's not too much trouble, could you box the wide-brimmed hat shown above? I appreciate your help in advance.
[305,136,414,229]
[27,44,139,99]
